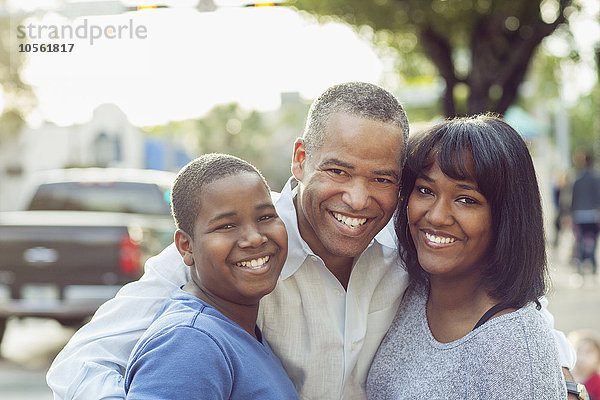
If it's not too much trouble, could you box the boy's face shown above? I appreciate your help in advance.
[176,172,287,306]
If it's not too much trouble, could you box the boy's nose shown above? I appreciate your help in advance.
[238,226,268,248]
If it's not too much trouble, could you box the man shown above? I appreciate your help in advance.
[47,82,574,399]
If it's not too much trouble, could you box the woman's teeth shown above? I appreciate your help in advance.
[425,232,456,244]
[333,212,367,228]
[236,256,270,269]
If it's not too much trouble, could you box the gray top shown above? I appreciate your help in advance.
[366,283,566,400]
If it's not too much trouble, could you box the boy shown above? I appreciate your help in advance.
[124,154,297,399]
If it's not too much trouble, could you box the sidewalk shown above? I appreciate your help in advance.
[546,230,600,334]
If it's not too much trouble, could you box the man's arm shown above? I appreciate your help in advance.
[46,243,189,400]
[538,296,577,370]
[538,296,581,400]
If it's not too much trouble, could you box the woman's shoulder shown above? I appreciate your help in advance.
[469,303,554,349]
[468,304,564,389]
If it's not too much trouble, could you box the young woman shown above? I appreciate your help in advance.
[367,115,566,399]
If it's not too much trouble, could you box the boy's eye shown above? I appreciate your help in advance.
[216,224,235,230]
[258,214,278,222]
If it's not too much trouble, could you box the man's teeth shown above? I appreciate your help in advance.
[425,232,456,244]
[236,256,270,269]
[333,212,367,228]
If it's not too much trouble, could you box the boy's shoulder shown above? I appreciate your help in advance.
[150,289,230,337]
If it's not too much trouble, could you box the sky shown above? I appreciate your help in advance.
[5,0,600,128]
[9,1,383,127]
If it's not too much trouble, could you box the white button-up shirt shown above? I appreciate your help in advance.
[258,179,408,399]
[46,178,574,400]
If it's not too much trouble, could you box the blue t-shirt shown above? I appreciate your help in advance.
[124,288,299,400]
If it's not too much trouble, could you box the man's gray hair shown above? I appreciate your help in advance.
[303,82,410,163]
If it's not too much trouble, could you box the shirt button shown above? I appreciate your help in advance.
[334,289,342,296]
[351,342,357,351]
[310,255,318,262]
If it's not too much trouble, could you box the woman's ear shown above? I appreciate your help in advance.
[175,229,194,266]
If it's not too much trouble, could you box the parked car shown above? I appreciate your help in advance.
[0,168,176,345]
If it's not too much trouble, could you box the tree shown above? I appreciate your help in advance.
[0,4,36,142]
[294,0,576,117]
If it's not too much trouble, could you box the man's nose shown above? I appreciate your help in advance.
[341,179,370,211]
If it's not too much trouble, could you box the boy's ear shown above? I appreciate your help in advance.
[291,138,306,182]
[174,229,194,266]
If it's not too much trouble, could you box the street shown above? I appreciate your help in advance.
[0,233,599,400]
[0,318,74,400]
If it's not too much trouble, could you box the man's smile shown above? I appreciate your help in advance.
[332,211,368,228]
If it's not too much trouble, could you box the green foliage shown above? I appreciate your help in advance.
[294,0,577,116]
[0,8,36,142]
[569,90,599,153]
[142,100,310,191]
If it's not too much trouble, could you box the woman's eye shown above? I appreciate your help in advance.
[457,197,478,205]
[416,186,433,195]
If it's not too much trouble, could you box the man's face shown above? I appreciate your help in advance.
[291,112,404,265]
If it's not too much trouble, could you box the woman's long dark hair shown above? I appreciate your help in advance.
[396,114,546,309]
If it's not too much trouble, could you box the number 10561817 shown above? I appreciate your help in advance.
[19,43,74,52]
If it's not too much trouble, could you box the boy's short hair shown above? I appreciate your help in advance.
[171,153,269,238]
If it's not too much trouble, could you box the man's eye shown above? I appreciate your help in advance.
[375,177,393,184]
[328,169,345,175]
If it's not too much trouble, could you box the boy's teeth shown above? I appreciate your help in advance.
[425,232,456,244]
[333,212,367,228]
[236,256,270,269]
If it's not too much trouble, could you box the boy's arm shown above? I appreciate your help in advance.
[46,243,189,400]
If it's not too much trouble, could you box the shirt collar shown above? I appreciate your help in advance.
[274,177,398,280]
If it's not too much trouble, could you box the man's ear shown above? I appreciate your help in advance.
[291,138,307,182]
[174,229,194,266]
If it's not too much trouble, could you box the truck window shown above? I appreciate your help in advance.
[28,182,171,216]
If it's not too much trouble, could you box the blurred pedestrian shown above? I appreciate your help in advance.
[569,329,600,400]
[571,150,600,276]
[553,171,569,248]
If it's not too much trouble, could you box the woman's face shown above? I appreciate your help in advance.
[407,159,493,280]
